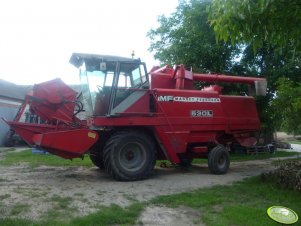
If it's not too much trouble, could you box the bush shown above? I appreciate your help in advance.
[262,160,301,191]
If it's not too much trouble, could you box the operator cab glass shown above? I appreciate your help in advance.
[74,54,148,117]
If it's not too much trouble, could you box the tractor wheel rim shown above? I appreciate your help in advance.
[119,142,146,171]
[218,154,226,168]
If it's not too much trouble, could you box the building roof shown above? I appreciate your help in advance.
[0,79,32,101]
[0,79,81,102]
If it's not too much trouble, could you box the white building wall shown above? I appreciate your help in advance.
[0,98,22,146]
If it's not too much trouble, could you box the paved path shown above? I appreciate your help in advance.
[290,144,301,153]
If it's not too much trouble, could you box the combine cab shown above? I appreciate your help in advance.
[5,53,267,181]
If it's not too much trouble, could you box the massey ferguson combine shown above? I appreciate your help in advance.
[4,53,267,181]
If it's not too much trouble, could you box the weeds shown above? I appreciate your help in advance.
[13,187,47,198]
[0,194,11,201]
[10,204,30,215]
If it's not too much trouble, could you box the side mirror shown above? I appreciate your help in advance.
[100,62,106,71]
[248,80,267,96]
[255,80,267,96]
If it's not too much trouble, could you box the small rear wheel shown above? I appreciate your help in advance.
[208,145,230,174]
[103,131,156,181]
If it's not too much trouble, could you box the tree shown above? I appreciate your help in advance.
[148,0,239,73]
[208,0,301,135]
[272,78,301,135]
[234,43,301,138]
[209,0,301,52]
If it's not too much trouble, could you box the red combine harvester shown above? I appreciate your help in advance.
[4,53,267,181]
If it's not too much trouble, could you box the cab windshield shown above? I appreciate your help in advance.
[79,61,147,116]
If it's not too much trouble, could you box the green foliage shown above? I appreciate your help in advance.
[209,0,301,52]
[148,0,238,73]
[233,43,301,138]
[272,78,301,134]
[238,44,301,90]
[208,1,301,136]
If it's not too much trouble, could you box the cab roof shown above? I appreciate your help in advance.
[69,53,141,68]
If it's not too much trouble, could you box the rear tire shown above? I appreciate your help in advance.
[208,145,230,174]
[103,131,156,181]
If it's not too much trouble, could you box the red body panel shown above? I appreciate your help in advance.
[32,129,98,158]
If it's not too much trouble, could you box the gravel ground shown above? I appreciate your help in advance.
[291,144,301,152]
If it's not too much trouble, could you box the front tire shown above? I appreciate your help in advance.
[208,145,230,174]
[103,131,156,181]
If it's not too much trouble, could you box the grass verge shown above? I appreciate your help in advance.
[0,149,93,168]
[289,140,301,145]
[151,176,301,226]
[229,150,299,161]
[190,150,299,165]
[0,148,297,168]
[0,203,144,226]
[156,150,299,166]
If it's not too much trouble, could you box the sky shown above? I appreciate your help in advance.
[0,0,179,85]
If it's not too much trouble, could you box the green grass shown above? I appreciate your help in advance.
[0,177,9,184]
[0,149,93,168]
[0,203,144,226]
[158,150,299,166]
[10,204,31,215]
[0,194,11,200]
[49,195,73,209]
[229,150,299,161]
[39,195,77,222]
[272,158,301,165]
[13,187,48,198]
[0,148,14,153]
[1,148,298,168]
[289,140,301,145]
[150,176,301,226]
[190,150,299,165]
[70,203,144,226]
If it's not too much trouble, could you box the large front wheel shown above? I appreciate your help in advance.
[208,145,230,174]
[103,131,156,181]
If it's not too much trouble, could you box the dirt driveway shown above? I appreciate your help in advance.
[0,149,279,223]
